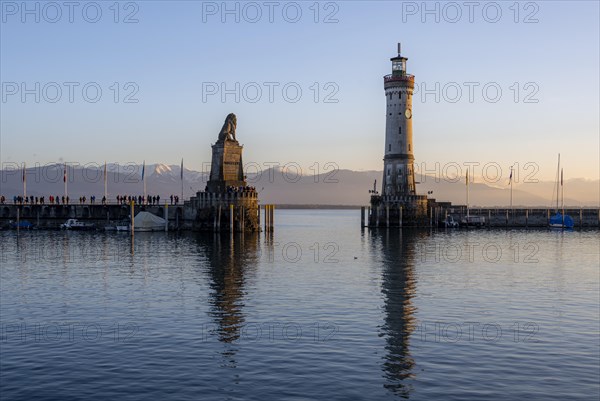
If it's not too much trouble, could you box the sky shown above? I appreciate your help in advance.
[1,0,599,183]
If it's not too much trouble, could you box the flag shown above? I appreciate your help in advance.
[22,163,26,183]
[141,161,145,180]
[180,158,184,180]
[509,169,513,184]
[63,164,67,183]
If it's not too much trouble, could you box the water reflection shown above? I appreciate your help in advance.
[199,233,259,346]
[372,229,423,398]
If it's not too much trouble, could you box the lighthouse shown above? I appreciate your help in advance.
[369,44,428,227]
[382,43,416,197]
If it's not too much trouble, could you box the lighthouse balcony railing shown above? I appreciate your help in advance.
[383,74,415,84]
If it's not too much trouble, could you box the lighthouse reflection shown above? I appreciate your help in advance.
[373,229,421,397]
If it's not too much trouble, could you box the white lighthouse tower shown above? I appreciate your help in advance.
[369,44,428,227]
[382,43,416,197]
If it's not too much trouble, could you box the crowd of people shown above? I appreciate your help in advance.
[4,195,71,205]
[0,194,184,206]
[225,185,257,194]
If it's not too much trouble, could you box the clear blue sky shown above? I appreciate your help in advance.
[1,0,598,181]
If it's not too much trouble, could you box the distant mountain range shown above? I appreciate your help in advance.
[1,163,598,207]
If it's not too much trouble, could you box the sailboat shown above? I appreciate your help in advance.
[549,154,574,229]
[460,169,485,227]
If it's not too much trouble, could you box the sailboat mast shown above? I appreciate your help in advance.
[561,168,564,210]
[555,154,560,211]
[466,170,470,217]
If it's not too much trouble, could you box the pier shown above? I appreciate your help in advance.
[362,202,600,228]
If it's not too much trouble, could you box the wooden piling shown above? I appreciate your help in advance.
[399,206,403,227]
[130,201,135,232]
[386,206,389,227]
[217,205,221,231]
[361,206,365,227]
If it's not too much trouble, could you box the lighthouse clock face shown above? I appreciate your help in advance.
[405,108,412,119]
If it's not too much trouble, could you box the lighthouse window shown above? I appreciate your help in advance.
[388,144,391,151]
[399,127,402,135]
[398,92,401,99]
[408,144,411,151]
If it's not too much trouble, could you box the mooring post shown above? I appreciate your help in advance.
[506,209,509,227]
[230,204,234,232]
[488,209,491,228]
[429,207,433,227]
[16,208,20,232]
[526,209,529,228]
[376,207,379,227]
[241,205,245,232]
[547,209,550,225]
[399,206,403,227]
[361,206,365,227]
[271,205,275,231]
[165,203,168,232]
[386,206,389,227]
[213,207,217,232]
[217,205,221,231]
[265,205,270,232]
[580,209,583,227]
[130,200,135,232]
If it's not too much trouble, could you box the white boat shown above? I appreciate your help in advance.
[443,215,459,228]
[104,222,130,231]
[462,170,485,227]
[461,215,486,227]
[61,219,96,230]
[133,211,166,232]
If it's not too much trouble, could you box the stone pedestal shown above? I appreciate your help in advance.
[206,140,245,193]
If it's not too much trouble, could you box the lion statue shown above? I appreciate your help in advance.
[218,113,237,142]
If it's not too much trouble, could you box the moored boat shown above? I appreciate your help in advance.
[61,219,96,230]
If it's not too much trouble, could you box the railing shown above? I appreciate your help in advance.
[383,74,415,83]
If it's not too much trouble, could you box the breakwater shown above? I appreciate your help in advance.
[362,204,600,228]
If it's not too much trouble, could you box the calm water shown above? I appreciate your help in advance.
[1,210,599,400]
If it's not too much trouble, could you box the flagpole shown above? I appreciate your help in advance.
[64,163,68,200]
[23,162,27,199]
[466,169,469,218]
[180,158,184,202]
[142,161,146,204]
[510,165,513,214]
[104,161,108,201]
